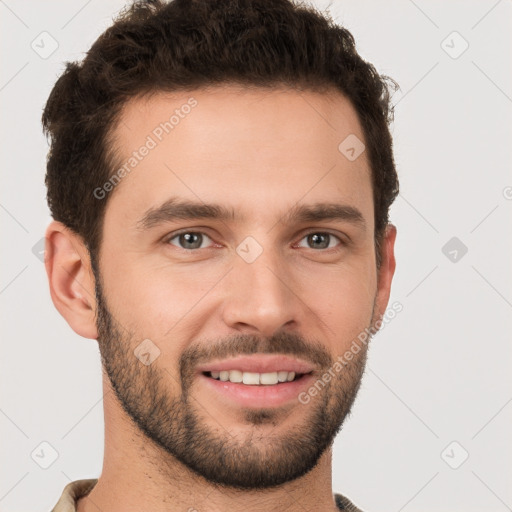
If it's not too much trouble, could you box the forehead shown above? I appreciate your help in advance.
[106,85,373,228]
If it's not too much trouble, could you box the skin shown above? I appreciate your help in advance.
[45,85,396,512]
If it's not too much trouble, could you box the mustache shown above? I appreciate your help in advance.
[179,331,332,382]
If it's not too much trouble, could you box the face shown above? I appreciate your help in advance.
[91,85,394,489]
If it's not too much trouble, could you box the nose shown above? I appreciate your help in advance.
[220,245,302,337]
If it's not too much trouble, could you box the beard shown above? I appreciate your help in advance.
[92,263,375,490]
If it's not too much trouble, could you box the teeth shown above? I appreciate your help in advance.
[208,370,301,385]
[278,371,289,382]
[260,372,278,385]
[228,369,243,383]
[243,372,261,385]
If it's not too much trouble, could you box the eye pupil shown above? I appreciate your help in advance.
[180,232,202,249]
[308,233,329,249]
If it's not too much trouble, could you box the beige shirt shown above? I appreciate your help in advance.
[50,479,364,511]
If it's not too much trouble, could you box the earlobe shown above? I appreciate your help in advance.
[44,221,98,340]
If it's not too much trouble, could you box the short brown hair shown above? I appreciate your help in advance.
[42,0,399,270]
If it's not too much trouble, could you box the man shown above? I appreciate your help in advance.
[43,0,399,510]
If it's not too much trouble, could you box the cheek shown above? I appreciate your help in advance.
[100,261,209,375]
[101,254,221,336]
[304,263,376,350]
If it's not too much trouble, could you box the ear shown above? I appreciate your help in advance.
[44,220,98,340]
[373,223,397,324]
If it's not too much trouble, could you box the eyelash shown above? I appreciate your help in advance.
[164,229,346,252]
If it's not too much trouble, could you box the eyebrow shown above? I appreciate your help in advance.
[136,198,237,230]
[135,197,366,232]
[282,202,366,231]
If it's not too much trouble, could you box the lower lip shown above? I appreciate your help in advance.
[198,372,315,408]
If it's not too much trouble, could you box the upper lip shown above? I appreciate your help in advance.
[196,355,315,374]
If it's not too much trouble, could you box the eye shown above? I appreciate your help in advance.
[167,231,214,250]
[296,232,344,250]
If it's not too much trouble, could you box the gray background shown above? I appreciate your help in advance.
[1,1,511,511]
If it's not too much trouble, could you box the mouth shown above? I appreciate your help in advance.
[198,369,316,409]
[195,355,317,408]
[202,370,311,385]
